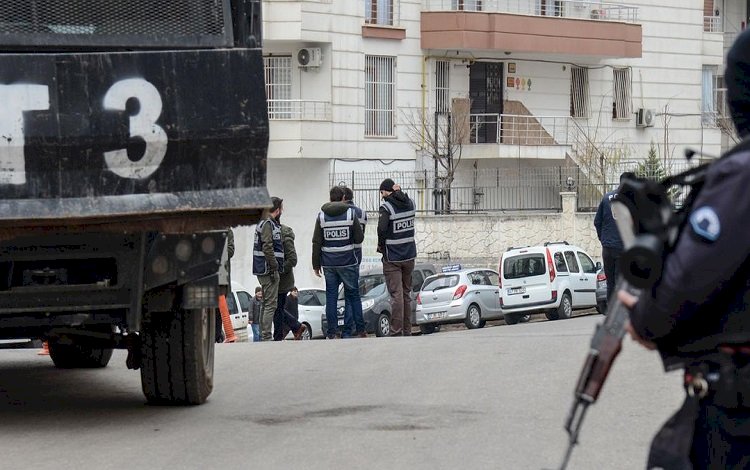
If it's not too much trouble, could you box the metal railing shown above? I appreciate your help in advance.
[704,16,722,33]
[267,99,331,121]
[422,0,639,24]
[333,162,700,215]
[470,114,570,145]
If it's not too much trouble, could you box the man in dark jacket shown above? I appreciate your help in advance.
[618,29,750,469]
[249,286,262,342]
[594,171,634,300]
[312,186,364,339]
[377,178,417,337]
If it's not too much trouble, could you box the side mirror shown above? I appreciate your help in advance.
[595,261,602,270]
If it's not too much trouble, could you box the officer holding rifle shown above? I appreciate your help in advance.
[618,30,750,469]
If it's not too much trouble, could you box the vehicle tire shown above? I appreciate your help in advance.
[520,314,531,323]
[140,307,215,405]
[557,292,573,320]
[504,313,521,325]
[596,301,607,315]
[300,322,313,340]
[435,324,442,333]
[420,324,436,335]
[49,339,113,369]
[545,309,559,321]
[375,313,391,337]
[464,304,482,329]
[479,319,487,328]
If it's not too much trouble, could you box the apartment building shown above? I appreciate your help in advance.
[232,0,742,290]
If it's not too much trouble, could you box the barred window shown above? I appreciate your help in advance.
[365,0,394,26]
[452,0,482,11]
[570,66,589,118]
[435,60,450,113]
[263,56,292,120]
[365,55,396,137]
[612,68,632,120]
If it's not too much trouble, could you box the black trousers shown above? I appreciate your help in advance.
[689,401,750,469]
[273,293,301,341]
[602,246,622,301]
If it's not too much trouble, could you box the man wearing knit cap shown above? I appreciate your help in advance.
[377,178,417,336]
[616,29,750,468]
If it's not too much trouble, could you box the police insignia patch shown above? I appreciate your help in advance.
[689,206,721,242]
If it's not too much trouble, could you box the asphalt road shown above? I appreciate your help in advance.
[0,312,682,470]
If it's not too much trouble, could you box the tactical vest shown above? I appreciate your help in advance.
[252,218,284,276]
[381,198,417,262]
[319,208,358,267]
[348,203,367,263]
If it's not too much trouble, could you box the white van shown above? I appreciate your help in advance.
[499,242,600,324]
[225,281,252,340]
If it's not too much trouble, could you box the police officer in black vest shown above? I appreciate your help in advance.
[377,178,417,337]
[252,196,284,341]
[312,186,364,339]
[619,30,750,469]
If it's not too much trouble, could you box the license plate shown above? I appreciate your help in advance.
[427,312,446,320]
[507,287,525,295]
[337,319,344,326]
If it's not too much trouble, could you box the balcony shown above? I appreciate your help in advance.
[267,99,331,121]
[421,0,642,58]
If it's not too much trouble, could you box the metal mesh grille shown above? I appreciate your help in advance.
[0,0,231,48]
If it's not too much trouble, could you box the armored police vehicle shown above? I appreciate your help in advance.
[0,0,269,405]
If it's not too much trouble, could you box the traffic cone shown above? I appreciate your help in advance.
[37,341,50,356]
[218,294,237,343]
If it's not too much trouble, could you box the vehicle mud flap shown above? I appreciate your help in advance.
[646,394,698,470]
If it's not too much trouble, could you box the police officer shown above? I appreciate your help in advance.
[377,178,417,337]
[342,186,368,338]
[619,30,750,469]
[253,196,284,341]
[312,186,364,339]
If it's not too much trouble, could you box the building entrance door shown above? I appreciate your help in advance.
[469,62,503,143]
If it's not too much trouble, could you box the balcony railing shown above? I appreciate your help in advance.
[422,0,639,24]
[704,15,722,33]
[470,114,571,145]
[267,99,331,121]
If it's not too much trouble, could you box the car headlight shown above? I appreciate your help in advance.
[361,299,375,311]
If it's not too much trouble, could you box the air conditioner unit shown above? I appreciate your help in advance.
[297,47,322,68]
[636,108,656,127]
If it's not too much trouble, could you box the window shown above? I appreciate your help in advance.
[298,290,319,306]
[452,0,482,11]
[536,0,563,16]
[313,290,327,306]
[702,65,719,126]
[411,270,425,292]
[570,66,589,118]
[226,294,238,315]
[365,0,394,26]
[485,271,500,286]
[564,251,580,273]
[612,68,632,120]
[365,55,396,137]
[435,60,450,114]
[503,254,546,279]
[263,56,292,119]
[423,275,460,291]
[577,252,596,273]
[236,291,252,312]
[554,252,568,272]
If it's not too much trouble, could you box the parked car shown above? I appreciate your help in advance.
[499,241,600,324]
[292,288,326,340]
[596,270,608,314]
[322,263,437,337]
[415,266,504,332]
[225,281,252,340]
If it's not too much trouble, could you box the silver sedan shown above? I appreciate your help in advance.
[415,267,503,332]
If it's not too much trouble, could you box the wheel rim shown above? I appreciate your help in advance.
[563,297,572,317]
[379,315,390,336]
[302,323,312,340]
[469,306,480,326]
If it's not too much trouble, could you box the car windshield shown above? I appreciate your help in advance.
[338,274,386,300]
[422,274,459,291]
[503,254,546,279]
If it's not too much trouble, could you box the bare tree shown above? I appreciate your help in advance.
[402,98,474,213]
